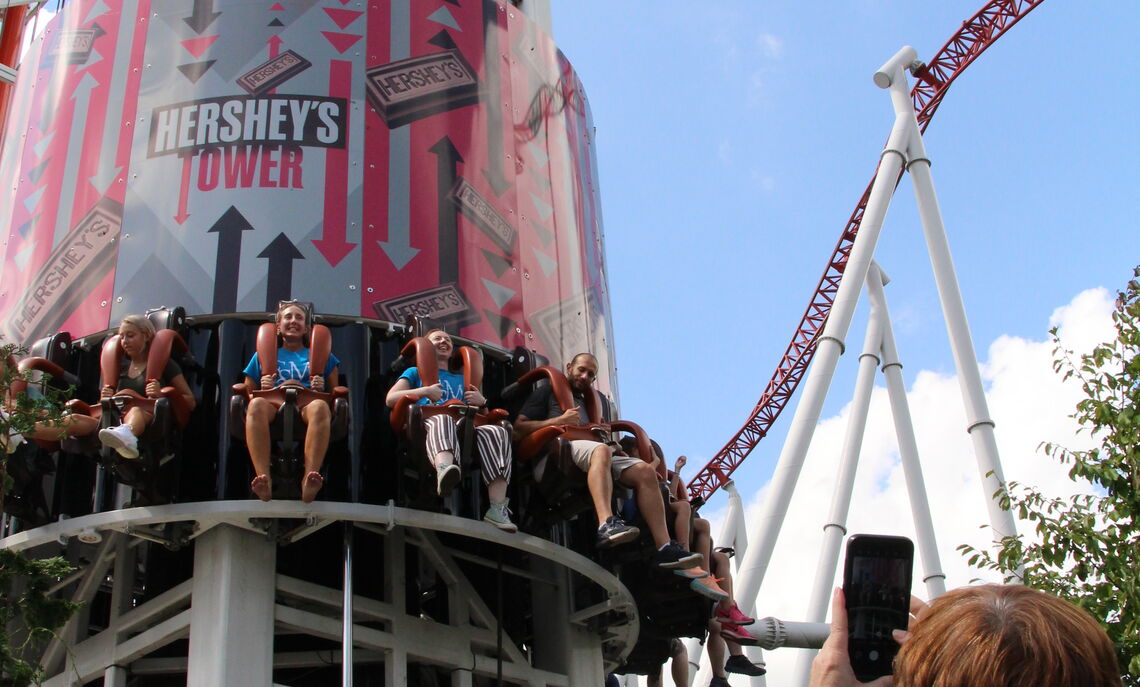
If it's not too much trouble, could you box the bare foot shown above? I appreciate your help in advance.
[301,471,324,503]
[250,474,271,501]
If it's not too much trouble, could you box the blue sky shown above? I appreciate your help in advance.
[551,4,1138,680]
[551,0,1140,510]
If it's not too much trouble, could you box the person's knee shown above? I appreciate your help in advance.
[624,461,655,488]
[589,444,612,468]
[248,397,274,423]
[712,550,729,571]
[694,517,711,535]
[304,401,331,426]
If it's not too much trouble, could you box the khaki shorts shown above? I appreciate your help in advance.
[568,439,643,483]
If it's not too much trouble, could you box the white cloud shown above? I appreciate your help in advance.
[718,139,733,165]
[687,287,1115,684]
[757,33,783,60]
[750,169,775,192]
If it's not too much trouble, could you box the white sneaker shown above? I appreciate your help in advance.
[99,424,139,459]
[4,429,25,454]
[436,463,460,497]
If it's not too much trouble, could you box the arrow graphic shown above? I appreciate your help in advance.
[259,233,305,309]
[268,34,283,58]
[88,0,140,195]
[379,0,418,270]
[183,0,222,34]
[208,206,254,312]
[174,152,193,224]
[313,60,356,267]
[429,135,463,285]
[177,60,216,83]
[54,72,99,247]
[480,2,510,196]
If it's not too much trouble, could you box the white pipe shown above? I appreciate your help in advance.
[792,274,886,686]
[719,480,744,553]
[904,121,1019,554]
[733,97,912,618]
[867,263,948,598]
[873,46,918,88]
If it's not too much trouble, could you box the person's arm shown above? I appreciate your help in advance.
[242,354,272,391]
[462,384,487,407]
[513,407,580,438]
[312,365,339,392]
[167,374,196,410]
[385,376,442,408]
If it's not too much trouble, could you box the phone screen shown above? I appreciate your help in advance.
[843,535,914,681]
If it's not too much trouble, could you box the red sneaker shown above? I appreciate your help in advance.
[720,623,760,646]
[716,602,755,626]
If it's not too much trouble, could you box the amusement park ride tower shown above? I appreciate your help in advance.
[0,0,658,683]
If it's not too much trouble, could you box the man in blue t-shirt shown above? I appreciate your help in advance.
[243,302,340,503]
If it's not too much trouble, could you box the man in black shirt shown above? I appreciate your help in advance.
[515,353,703,571]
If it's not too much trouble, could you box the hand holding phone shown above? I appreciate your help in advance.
[842,534,914,681]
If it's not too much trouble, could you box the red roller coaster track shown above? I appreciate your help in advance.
[686,0,1047,505]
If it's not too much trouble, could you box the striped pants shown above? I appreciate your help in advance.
[423,414,512,484]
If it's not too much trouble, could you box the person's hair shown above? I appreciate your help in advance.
[119,314,156,342]
[568,352,597,367]
[894,584,1121,687]
[276,299,312,327]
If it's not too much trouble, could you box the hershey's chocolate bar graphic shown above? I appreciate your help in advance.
[372,283,480,329]
[237,50,312,96]
[54,29,98,65]
[450,177,516,255]
[7,197,123,343]
[365,49,479,129]
[530,295,589,366]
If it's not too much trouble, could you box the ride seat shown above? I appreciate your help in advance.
[389,336,510,510]
[93,327,194,504]
[504,366,659,528]
[229,321,349,500]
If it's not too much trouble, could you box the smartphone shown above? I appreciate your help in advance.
[842,534,914,681]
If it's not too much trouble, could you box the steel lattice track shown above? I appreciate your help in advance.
[687,0,1047,504]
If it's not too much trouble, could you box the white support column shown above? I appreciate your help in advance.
[103,535,137,687]
[342,524,355,687]
[868,264,947,597]
[733,47,916,615]
[565,626,604,687]
[384,527,408,685]
[793,274,886,686]
[186,525,276,687]
[903,109,1019,555]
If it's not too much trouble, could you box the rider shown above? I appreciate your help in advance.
[242,300,339,503]
[386,329,517,532]
[97,314,196,458]
[514,353,702,570]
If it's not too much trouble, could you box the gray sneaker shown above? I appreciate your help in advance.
[436,463,461,496]
[483,498,517,533]
[596,517,640,548]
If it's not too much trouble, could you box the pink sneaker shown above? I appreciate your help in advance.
[716,602,755,626]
